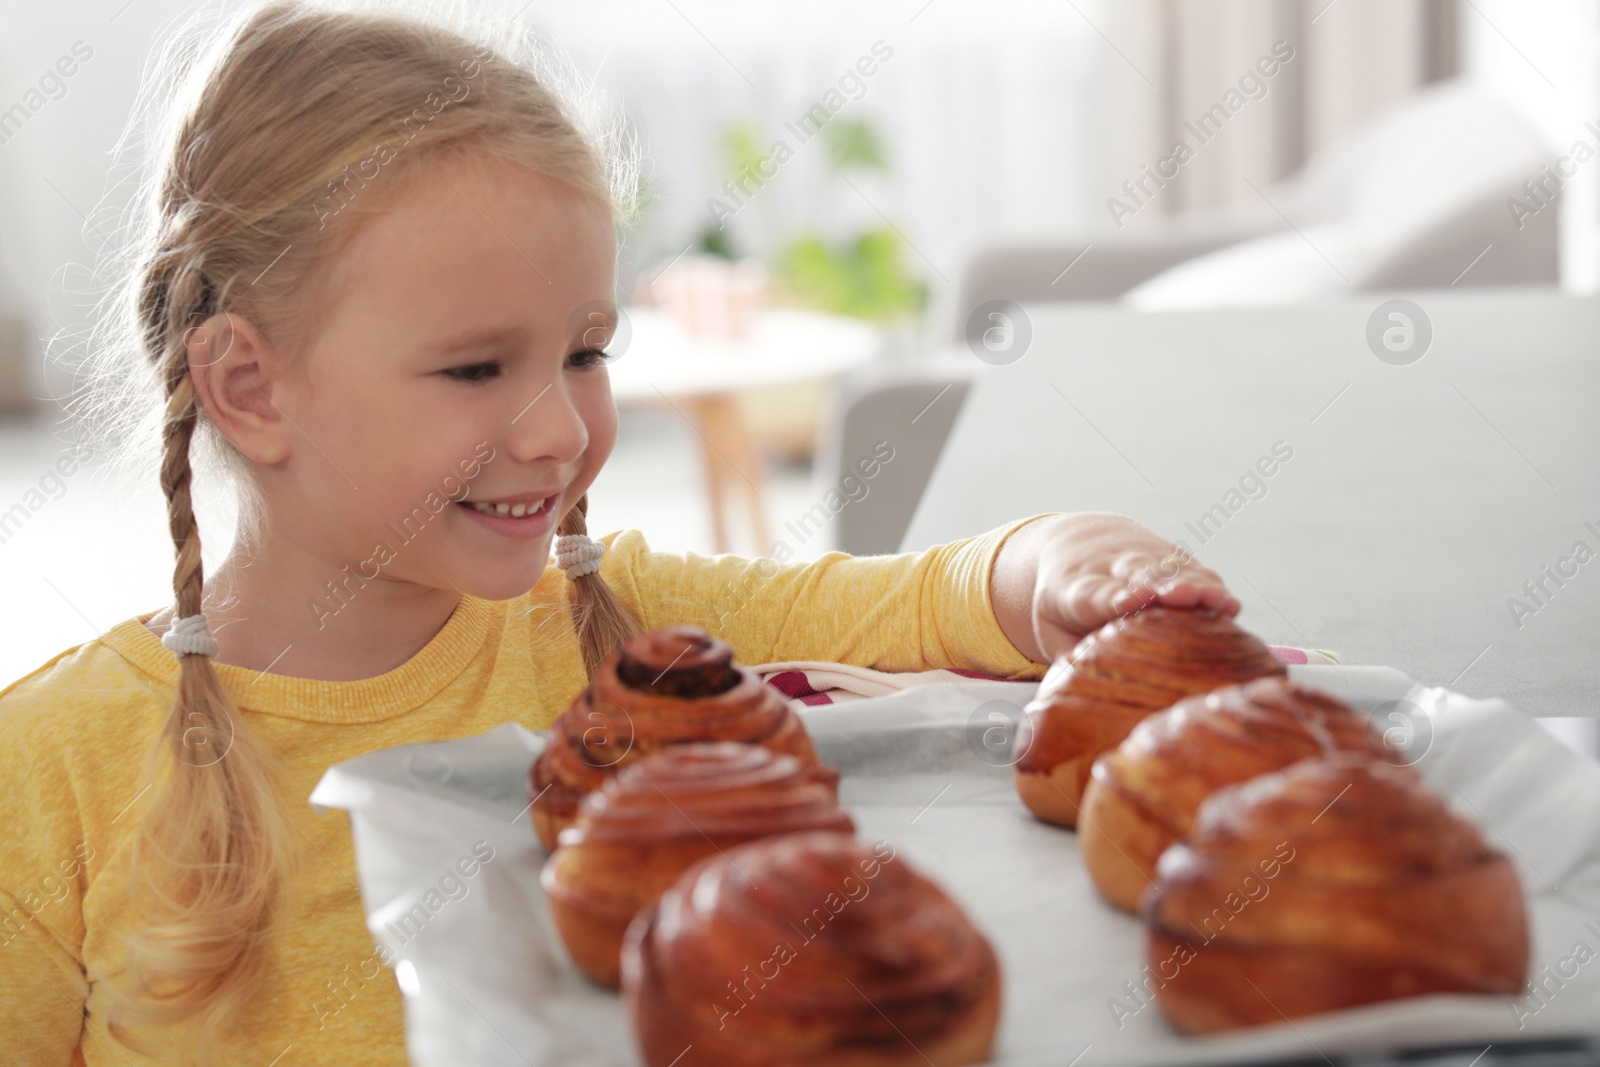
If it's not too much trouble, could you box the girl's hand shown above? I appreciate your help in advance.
[1030,514,1239,663]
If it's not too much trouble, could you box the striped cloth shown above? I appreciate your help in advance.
[752,644,1342,707]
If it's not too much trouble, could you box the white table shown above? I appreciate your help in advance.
[903,290,1600,718]
[608,308,878,553]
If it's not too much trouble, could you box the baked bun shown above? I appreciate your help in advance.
[1081,677,1394,911]
[528,626,820,850]
[623,831,1001,1067]
[542,742,853,988]
[1014,607,1285,828]
[1145,755,1529,1032]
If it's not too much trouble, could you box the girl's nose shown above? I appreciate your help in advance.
[505,373,589,467]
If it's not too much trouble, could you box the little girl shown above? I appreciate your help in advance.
[0,3,1238,1064]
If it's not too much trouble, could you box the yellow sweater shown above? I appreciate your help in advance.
[0,520,1048,1066]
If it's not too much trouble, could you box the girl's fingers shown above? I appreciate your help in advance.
[1059,574,1112,628]
[1202,586,1242,615]
[1109,550,1160,581]
[1040,556,1242,660]
[1150,581,1204,608]
[1151,579,1240,615]
[1109,586,1142,612]
[1048,573,1122,637]
[1110,580,1162,614]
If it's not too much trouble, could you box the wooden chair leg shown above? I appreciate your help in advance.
[690,398,732,553]
[688,394,767,555]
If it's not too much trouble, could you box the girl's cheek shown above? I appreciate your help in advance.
[584,403,618,474]
[591,398,619,452]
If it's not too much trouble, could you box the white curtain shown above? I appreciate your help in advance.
[528,0,1108,294]
[534,2,1112,471]
[1099,0,1456,223]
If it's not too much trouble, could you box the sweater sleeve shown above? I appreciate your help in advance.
[597,514,1057,680]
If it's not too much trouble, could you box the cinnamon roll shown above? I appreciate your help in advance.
[528,626,821,850]
[542,742,853,988]
[623,831,1001,1067]
[1145,755,1529,1032]
[1081,677,1395,911]
[1014,607,1285,828]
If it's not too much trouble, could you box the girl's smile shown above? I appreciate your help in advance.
[459,489,564,541]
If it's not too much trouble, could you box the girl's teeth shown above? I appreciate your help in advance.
[467,497,548,517]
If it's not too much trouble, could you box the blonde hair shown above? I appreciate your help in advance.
[70,1,642,1059]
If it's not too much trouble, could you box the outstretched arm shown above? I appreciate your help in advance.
[600,521,1054,678]
[989,512,1240,664]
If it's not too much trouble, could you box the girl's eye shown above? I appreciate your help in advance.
[444,361,501,383]
[569,348,617,369]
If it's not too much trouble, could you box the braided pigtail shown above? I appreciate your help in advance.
[557,494,643,678]
[108,265,298,1064]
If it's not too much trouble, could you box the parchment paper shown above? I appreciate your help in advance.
[310,665,1600,1066]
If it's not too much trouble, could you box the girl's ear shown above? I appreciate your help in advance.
[186,311,294,464]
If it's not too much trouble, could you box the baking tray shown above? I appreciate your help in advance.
[311,665,1600,1066]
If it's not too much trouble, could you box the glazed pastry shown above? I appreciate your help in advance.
[623,831,1001,1067]
[542,742,853,988]
[1145,755,1529,1032]
[1080,676,1395,911]
[1014,607,1285,828]
[528,626,821,850]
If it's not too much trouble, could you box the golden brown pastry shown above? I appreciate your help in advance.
[1080,676,1395,911]
[1145,755,1529,1032]
[542,742,853,988]
[528,626,821,850]
[623,831,1001,1067]
[1014,606,1285,828]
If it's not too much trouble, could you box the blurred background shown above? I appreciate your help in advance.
[0,0,1596,692]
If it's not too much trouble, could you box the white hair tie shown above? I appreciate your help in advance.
[555,533,606,580]
[161,613,219,657]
